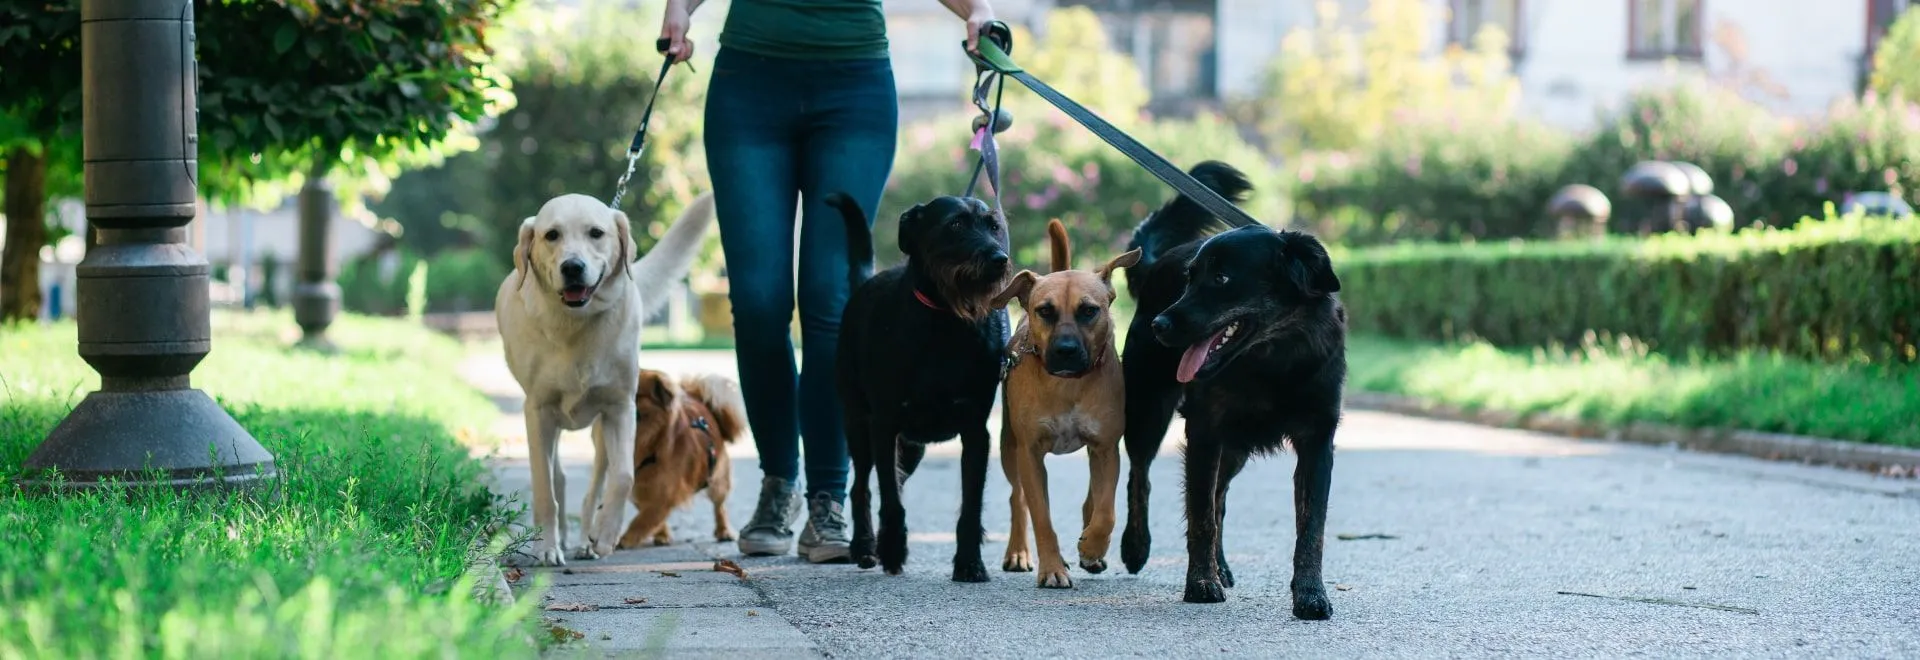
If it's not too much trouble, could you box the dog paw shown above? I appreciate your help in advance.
[951,558,990,583]
[616,534,644,550]
[879,530,909,575]
[1002,549,1032,572]
[1292,587,1333,620]
[1079,556,1108,575]
[529,539,567,567]
[1184,578,1227,604]
[852,535,878,570]
[573,538,613,561]
[650,536,672,547]
[1036,567,1073,589]
[1220,564,1235,589]
[1120,525,1150,575]
[713,528,736,542]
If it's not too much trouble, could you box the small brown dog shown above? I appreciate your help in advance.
[992,219,1141,588]
[617,369,746,548]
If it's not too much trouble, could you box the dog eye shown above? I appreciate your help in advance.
[543,229,560,242]
[1076,304,1099,320]
[1036,304,1057,322]
[589,228,606,239]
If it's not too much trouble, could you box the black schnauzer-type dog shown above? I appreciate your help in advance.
[1118,161,1347,619]
[827,191,1013,582]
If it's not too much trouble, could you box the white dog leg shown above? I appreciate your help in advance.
[587,403,638,559]
[524,407,566,566]
[575,419,611,560]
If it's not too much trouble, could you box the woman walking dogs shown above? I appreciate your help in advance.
[657,0,998,563]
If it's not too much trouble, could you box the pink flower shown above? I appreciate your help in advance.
[1299,163,1317,184]
[1404,154,1423,177]
[1887,169,1900,186]
[1783,158,1798,176]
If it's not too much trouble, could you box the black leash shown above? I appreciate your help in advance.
[964,22,1257,228]
[609,39,690,210]
[962,47,1012,210]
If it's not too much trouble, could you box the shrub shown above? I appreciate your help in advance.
[1339,206,1920,365]
[1294,117,1575,245]
[340,247,504,315]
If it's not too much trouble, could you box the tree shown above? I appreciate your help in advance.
[1871,5,1920,104]
[1243,0,1520,154]
[0,1,81,322]
[0,0,515,328]
[376,0,716,278]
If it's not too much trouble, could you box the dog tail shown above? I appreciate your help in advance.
[630,192,717,320]
[680,373,747,444]
[1126,160,1253,270]
[824,192,874,291]
[1047,218,1070,273]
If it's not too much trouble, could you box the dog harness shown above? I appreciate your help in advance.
[635,404,722,490]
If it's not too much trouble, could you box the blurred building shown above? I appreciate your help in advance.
[1074,0,1918,130]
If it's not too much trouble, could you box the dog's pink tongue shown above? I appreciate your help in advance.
[563,288,590,303]
[1176,330,1224,383]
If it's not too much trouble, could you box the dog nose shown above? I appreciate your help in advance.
[989,251,1010,267]
[1150,315,1173,339]
[560,259,586,280]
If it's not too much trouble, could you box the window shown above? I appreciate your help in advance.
[1449,0,1525,57]
[1627,0,1703,60]
[1135,8,1217,99]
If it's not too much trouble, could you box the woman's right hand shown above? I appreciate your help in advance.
[659,0,695,63]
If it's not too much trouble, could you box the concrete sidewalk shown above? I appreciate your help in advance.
[466,349,1920,659]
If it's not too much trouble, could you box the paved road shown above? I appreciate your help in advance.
[465,350,1920,659]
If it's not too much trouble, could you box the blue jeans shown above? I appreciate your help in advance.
[704,47,899,500]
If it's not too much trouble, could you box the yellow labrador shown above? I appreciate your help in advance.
[495,192,715,566]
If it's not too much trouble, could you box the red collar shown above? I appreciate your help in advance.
[913,289,942,310]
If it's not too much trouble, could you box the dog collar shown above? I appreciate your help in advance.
[913,289,943,311]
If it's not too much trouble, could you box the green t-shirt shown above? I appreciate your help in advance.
[720,0,890,61]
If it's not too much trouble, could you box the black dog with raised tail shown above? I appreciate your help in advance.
[827,191,1014,583]
[1118,160,1348,619]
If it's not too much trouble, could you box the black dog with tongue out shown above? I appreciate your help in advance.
[1116,160,1348,620]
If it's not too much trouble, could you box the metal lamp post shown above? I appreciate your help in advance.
[24,0,275,490]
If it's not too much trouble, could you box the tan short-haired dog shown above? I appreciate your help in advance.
[617,369,746,549]
[992,219,1141,588]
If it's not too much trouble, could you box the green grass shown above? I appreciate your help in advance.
[0,311,544,659]
[1347,334,1920,448]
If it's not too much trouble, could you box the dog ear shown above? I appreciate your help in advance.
[991,270,1037,310]
[1096,248,1142,289]
[1276,231,1340,296]
[512,217,537,291]
[611,208,636,280]
[649,374,675,408]
[897,203,928,258]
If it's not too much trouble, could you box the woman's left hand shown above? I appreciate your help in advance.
[961,1,995,54]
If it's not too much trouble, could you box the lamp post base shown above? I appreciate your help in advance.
[22,388,276,491]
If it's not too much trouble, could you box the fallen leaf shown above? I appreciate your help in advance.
[714,559,748,579]
[655,570,681,578]
[545,624,585,643]
[504,568,526,583]
[544,602,599,612]
[623,597,648,605]
[1336,533,1399,541]
[748,610,759,616]
[562,568,575,575]
[1334,584,1353,591]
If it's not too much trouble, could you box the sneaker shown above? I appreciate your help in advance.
[737,476,802,556]
[797,492,852,564]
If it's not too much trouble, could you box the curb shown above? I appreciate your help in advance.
[1343,391,1920,478]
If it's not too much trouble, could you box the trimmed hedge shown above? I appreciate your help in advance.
[1339,207,1920,364]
